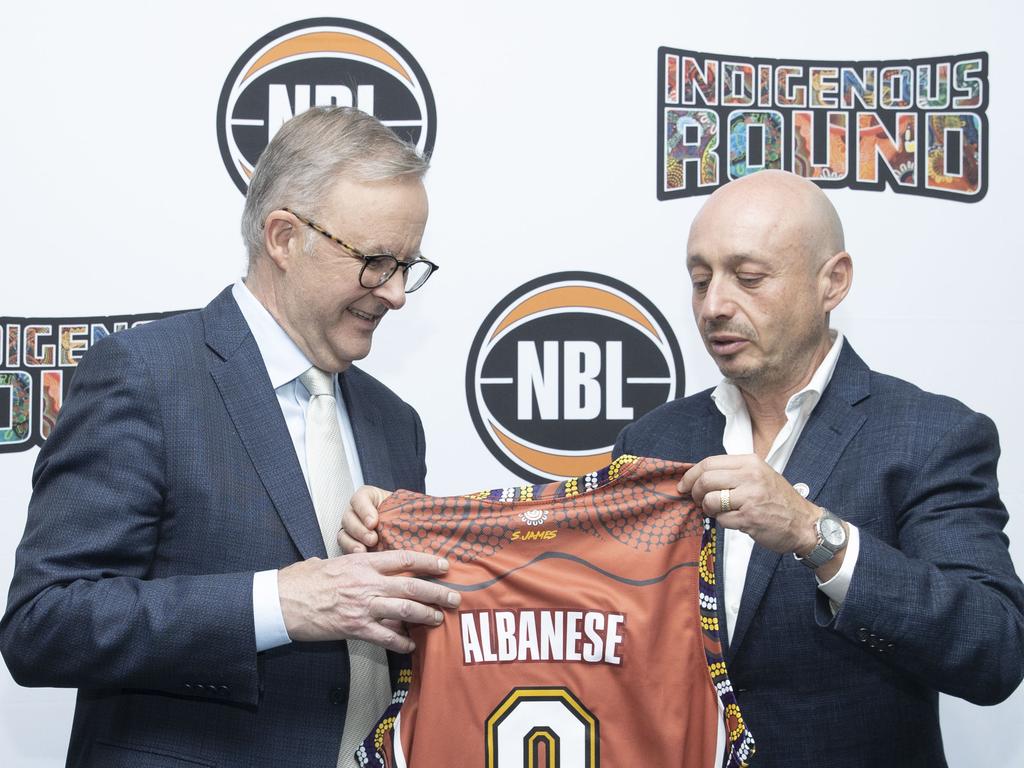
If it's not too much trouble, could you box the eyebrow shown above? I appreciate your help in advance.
[361,243,423,261]
[686,252,771,270]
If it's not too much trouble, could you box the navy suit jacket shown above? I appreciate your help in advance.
[0,287,427,768]
[614,342,1024,767]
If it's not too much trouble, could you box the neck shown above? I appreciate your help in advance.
[241,269,349,372]
[243,267,277,316]
[735,333,834,456]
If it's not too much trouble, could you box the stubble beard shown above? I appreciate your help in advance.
[724,330,829,401]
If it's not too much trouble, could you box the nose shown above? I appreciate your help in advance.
[696,275,734,323]
[372,271,407,310]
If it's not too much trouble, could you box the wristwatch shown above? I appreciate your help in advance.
[794,508,848,569]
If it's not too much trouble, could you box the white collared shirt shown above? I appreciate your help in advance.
[231,279,365,652]
[712,330,860,643]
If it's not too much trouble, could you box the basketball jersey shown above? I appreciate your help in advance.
[357,455,755,768]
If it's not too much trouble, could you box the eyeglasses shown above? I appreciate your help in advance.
[282,207,438,293]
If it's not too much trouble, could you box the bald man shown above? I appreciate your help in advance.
[613,170,1024,767]
[341,171,1024,765]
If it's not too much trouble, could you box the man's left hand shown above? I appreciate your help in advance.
[679,454,820,556]
[339,485,391,554]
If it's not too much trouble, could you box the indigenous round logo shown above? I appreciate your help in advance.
[217,18,436,194]
[467,272,685,483]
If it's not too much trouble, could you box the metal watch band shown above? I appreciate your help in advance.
[794,508,846,569]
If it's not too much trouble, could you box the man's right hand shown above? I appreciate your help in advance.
[277,550,460,653]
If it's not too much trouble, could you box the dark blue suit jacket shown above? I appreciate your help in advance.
[0,287,427,768]
[615,342,1024,767]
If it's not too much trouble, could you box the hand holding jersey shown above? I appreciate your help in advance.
[339,484,392,554]
[277,550,459,652]
[680,454,848,581]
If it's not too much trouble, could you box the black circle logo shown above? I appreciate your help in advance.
[467,272,685,482]
[217,18,436,194]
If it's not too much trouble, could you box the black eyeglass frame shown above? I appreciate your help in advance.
[281,207,438,293]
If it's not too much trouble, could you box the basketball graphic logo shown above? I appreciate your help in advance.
[467,272,684,482]
[217,18,436,194]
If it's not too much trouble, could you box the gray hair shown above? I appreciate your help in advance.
[241,106,429,262]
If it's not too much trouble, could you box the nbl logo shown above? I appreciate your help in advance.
[467,272,684,483]
[217,18,436,194]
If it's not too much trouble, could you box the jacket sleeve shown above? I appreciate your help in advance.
[827,410,1024,705]
[0,334,261,705]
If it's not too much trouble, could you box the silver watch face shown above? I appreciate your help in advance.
[820,516,845,547]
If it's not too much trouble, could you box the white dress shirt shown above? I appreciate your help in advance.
[231,280,365,652]
[712,330,860,642]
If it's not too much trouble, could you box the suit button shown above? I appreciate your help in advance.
[857,627,869,642]
[184,683,193,691]
[218,685,229,695]
[330,687,346,705]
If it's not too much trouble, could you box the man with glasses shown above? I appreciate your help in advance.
[1,107,456,768]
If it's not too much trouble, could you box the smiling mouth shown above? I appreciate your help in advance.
[348,307,383,323]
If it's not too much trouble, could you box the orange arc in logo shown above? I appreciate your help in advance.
[242,31,411,84]
[491,421,611,478]
[490,286,660,341]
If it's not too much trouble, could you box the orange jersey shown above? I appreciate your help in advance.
[358,456,754,768]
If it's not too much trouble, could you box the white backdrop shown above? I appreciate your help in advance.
[1,1,1021,764]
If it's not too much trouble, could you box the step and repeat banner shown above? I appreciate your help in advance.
[1,1,1020,764]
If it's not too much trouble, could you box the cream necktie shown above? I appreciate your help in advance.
[298,367,392,768]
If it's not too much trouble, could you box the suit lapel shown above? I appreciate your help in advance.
[728,343,870,658]
[650,394,725,464]
[204,287,326,560]
[340,369,394,490]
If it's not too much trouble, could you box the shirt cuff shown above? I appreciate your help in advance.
[816,523,860,614]
[253,569,292,652]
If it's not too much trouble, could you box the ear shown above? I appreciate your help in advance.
[821,250,852,313]
[262,209,303,271]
